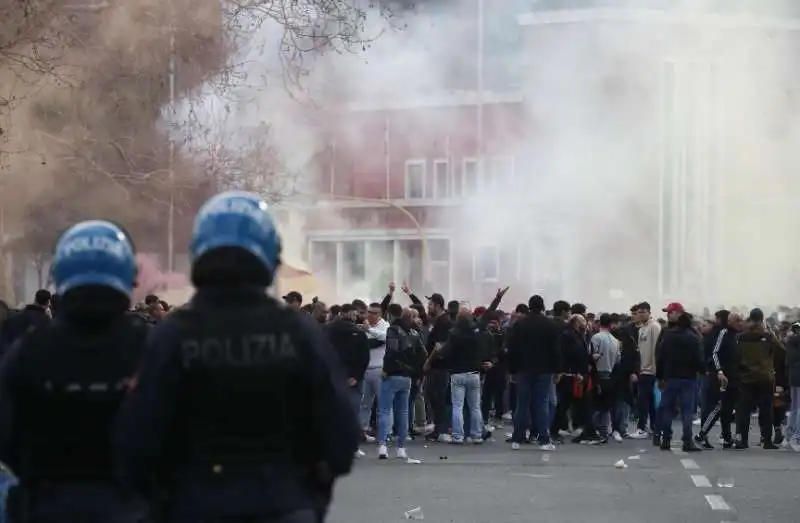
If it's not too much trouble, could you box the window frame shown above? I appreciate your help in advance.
[432,158,450,199]
[472,244,500,283]
[462,157,479,196]
[404,159,427,199]
[489,155,515,190]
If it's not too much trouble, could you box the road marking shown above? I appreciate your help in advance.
[680,458,700,470]
[704,495,731,511]
[690,475,712,487]
[510,472,551,478]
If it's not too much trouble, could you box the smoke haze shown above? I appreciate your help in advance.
[147,1,800,309]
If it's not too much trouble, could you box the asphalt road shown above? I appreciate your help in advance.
[327,422,800,523]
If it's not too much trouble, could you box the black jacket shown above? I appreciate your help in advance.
[559,327,590,376]
[326,317,370,381]
[484,327,505,370]
[425,313,453,371]
[506,312,562,375]
[655,326,704,381]
[439,318,486,375]
[614,323,640,376]
[706,327,739,378]
[2,304,50,349]
[383,319,427,378]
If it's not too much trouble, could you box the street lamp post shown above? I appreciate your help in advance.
[166,6,177,272]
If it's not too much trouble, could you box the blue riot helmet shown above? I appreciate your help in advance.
[189,191,282,286]
[50,220,137,299]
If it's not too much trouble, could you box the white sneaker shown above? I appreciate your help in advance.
[511,442,521,450]
[396,447,408,459]
[790,441,800,453]
[611,431,623,442]
[780,439,791,449]
[692,418,701,426]
[425,423,435,432]
[355,449,366,458]
[629,429,649,439]
[538,443,556,451]
[570,427,583,437]
[363,433,376,443]
[377,444,388,459]
[485,424,496,432]
[502,412,513,421]
[437,433,452,443]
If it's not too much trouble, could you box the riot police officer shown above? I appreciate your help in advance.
[0,220,150,523]
[114,191,360,523]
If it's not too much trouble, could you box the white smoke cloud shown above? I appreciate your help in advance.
[183,0,800,311]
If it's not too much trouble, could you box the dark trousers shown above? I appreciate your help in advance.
[426,369,450,434]
[551,376,585,434]
[700,375,720,426]
[699,378,738,440]
[481,367,506,422]
[636,374,658,432]
[736,382,774,442]
[508,381,517,414]
[593,377,614,438]
[408,379,420,432]
[659,379,696,442]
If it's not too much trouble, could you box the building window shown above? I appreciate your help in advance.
[432,159,450,199]
[342,241,366,281]
[462,158,478,196]
[405,160,426,199]
[427,239,449,263]
[473,245,499,282]
[489,156,514,191]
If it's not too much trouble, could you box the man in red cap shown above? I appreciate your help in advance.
[663,302,685,319]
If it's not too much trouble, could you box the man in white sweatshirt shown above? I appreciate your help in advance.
[359,302,390,436]
[630,302,663,441]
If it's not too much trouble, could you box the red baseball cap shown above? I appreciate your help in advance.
[662,302,685,313]
[473,306,487,317]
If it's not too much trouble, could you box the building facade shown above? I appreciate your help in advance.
[280,2,800,307]
[517,4,800,307]
[278,91,564,304]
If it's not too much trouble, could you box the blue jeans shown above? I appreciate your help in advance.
[546,380,557,429]
[512,373,553,444]
[359,367,382,429]
[788,386,800,443]
[659,379,697,442]
[377,375,412,447]
[451,372,482,440]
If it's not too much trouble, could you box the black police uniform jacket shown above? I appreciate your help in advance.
[113,286,360,521]
[0,313,149,482]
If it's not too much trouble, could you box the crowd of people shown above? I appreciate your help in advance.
[283,285,800,457]
[0,189,797,523]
